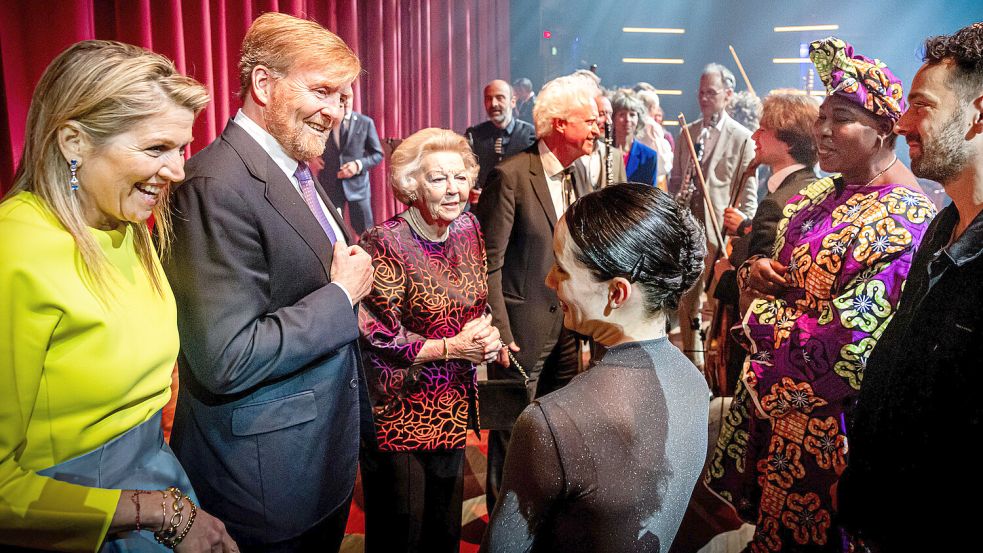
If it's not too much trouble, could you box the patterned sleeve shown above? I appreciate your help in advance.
[357,226,426,364]
[742,186,936,401]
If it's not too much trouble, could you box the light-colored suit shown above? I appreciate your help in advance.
[668,112,757,365]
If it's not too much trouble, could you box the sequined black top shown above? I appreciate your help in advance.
[481,337,710,553]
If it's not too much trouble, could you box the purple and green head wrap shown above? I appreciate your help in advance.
[809,37,907,122]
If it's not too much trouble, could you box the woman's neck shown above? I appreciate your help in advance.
[406,205,449,241]
[618,133,634,151]
[841,148,896,185]
[594,311,668,348]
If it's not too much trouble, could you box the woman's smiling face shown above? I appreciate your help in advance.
[75,102,194,229]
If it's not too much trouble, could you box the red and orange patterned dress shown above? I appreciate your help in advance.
[358,211,487,451]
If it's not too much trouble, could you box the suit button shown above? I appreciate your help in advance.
[349,378,358,389]
[549,304,557,313]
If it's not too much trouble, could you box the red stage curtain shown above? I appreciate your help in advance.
[0,0,510,223]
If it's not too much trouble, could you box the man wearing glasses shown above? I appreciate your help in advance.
[475,75,599,515]
[669,63,758,368]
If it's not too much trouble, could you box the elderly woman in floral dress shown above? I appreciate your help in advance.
[705,37,937,552]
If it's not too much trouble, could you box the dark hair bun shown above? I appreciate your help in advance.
[565,182,706,315]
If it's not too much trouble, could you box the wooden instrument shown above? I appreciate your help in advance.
[703,156,759,396]
[605,119,615,187]
[677,113,726,250]
[729,45,756,97]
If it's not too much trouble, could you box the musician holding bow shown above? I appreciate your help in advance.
[668,63,757,368]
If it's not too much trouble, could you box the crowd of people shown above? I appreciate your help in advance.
[0,10,981,553]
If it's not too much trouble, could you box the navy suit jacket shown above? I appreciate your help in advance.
[318,112,384,202]
[625,140,658,186]
[164,120,369,545]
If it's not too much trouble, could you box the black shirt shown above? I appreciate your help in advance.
[466,118,537,189]
[838,203,983,549]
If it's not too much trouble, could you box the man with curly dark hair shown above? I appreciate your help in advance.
[838,22,983,552]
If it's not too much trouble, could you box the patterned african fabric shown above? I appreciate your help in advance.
[359,211,488,451]
[706,176,935,552]
[809,37,907,122]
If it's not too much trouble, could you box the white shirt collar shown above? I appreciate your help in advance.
[537,140,567,179]
[233,109,300,179]
[768,163,807,194]
[703,111,728,131]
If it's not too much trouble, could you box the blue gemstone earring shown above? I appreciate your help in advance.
[69,159,79,192]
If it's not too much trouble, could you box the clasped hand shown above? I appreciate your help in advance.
[449,314,502,364]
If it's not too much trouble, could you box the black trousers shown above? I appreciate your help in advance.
[239,491,351,553]
[485,324,580,516]
[360,444,466,553]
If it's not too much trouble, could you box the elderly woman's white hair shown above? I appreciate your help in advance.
[636,90,661,114]
[389,128,479,205]
[532,75,597,139]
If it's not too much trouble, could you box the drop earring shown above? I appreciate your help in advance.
[69,159,79,192]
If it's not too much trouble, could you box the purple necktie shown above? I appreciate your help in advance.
[294,161,337,244]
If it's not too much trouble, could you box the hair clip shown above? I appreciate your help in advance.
[629,252,646,282]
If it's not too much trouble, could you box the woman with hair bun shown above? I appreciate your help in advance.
[481,182,710,553]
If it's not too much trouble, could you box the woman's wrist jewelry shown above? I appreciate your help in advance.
[154,486,190,548]
[171,498,198,547]
[130,490,155,532]
[158,490,168,533]
[442,337,449,361]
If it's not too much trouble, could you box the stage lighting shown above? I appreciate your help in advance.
[773,24,840,32]
[622,27,686,34]
[622,58,684,64]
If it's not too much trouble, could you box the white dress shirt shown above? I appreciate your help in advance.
[767,163,807,194]
[232,110,352,304]
[538,140,570,219]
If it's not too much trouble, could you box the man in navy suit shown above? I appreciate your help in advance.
[318,82,384,234]
[163,13,373,552]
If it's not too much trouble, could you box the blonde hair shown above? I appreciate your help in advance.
[239,12,361,98]
[6,40,209,300]
[389,129,478,205]
[533,75,597,138]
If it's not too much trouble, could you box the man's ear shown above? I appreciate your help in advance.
[971,92,983,134]
[250,65,277,106]
[553,118,567,135]
[55,121,91,165]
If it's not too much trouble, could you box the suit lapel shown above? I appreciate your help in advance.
[220,120,334,278]
[527,147,558,228]
[342,113,358,151]
[571,156,591,197]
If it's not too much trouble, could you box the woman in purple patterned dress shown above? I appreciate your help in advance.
[705,38,937,552]
[357,128,503,553]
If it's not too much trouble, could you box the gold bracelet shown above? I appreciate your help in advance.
[154,487,186,548]
[442,337,449,361]
[170,498,197,547]
[158,490,168,533]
